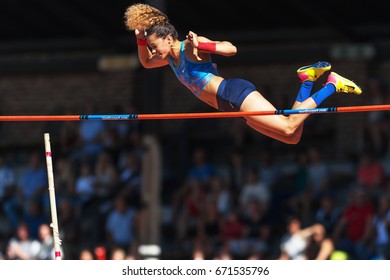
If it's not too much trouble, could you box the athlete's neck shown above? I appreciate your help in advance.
[169,40,181,61]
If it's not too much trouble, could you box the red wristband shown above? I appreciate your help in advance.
[197,42,216,53]
[137,38,148,46]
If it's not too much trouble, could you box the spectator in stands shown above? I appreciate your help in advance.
[192,241,206,260]
[36,223,57,260]
[288,151,310,221]
[220,210,245,257]
[187,147,215,187]
[278,216,307,260]
[314,195,342,235]
[3,152,47,230]
[58,117,80,158]
[0,155,16,237]
[302,223,335,260]
[176,178,206,241]
[305,147,330,220]
[307,147,330,195]
[258,151,280,191]
[57,198,80,259]
[79,248,95,260]
[22,200,49,240]
[118,150,142,204]
[242,200,272,259]
[93,151,119,198]
[332,187,375,259]
[110,246,127,260]
[118,129,144,168]
[197,200,222,254]
[239,167,270,214]
[74,161,96,215]
[94,245,107,260]
[356,152,386,198]
[371,195,390,259]
[105,195,139,251]
[0,155,16,205]
[356,77,388,156]
[101,126,122,167]
[206,176,232,216]
[6,222,40,260]
[213,243,233,260]
[225,148,247,197]
[53,157,75,203]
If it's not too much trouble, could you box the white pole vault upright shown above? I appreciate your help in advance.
[44,133,62,260]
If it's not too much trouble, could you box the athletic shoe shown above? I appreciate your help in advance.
[326,72,362,95]
[297,61,332,82]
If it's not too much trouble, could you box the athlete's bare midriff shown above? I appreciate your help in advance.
[197,76,224,109]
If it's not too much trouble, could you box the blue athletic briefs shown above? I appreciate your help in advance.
[216,78,256,111]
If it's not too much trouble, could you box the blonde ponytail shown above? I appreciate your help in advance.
[125,3,169,31]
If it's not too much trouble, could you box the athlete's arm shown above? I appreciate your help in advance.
[135,29,169,69]
[187,31,237,57]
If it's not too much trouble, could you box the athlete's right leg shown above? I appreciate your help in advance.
[241,72,361,144]
[245,117,302,144]
[240,90,316,144]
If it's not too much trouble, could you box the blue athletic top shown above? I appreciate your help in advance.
[169,41,220,96]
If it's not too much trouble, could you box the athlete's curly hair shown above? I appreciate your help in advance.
[124,3,169,31]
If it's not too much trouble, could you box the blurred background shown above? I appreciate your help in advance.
[0,0,390,260]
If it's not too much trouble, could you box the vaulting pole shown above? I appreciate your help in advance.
[44,133,62,260]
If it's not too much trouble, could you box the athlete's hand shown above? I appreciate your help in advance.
[187,31,201,61]
[135,29,146,40]
[186,31,198,47]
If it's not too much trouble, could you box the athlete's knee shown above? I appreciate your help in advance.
[282,129,301,144]
[281,126,296,138]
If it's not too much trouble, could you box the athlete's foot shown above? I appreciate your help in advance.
[326,72,362,95]
[297,61,331,82]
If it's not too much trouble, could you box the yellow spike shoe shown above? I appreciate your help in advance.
[297,61,331,82]
[326,72,362,95]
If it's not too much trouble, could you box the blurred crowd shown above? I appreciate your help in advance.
[0,77,390,260]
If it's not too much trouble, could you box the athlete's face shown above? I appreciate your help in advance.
[147,33,171,59]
